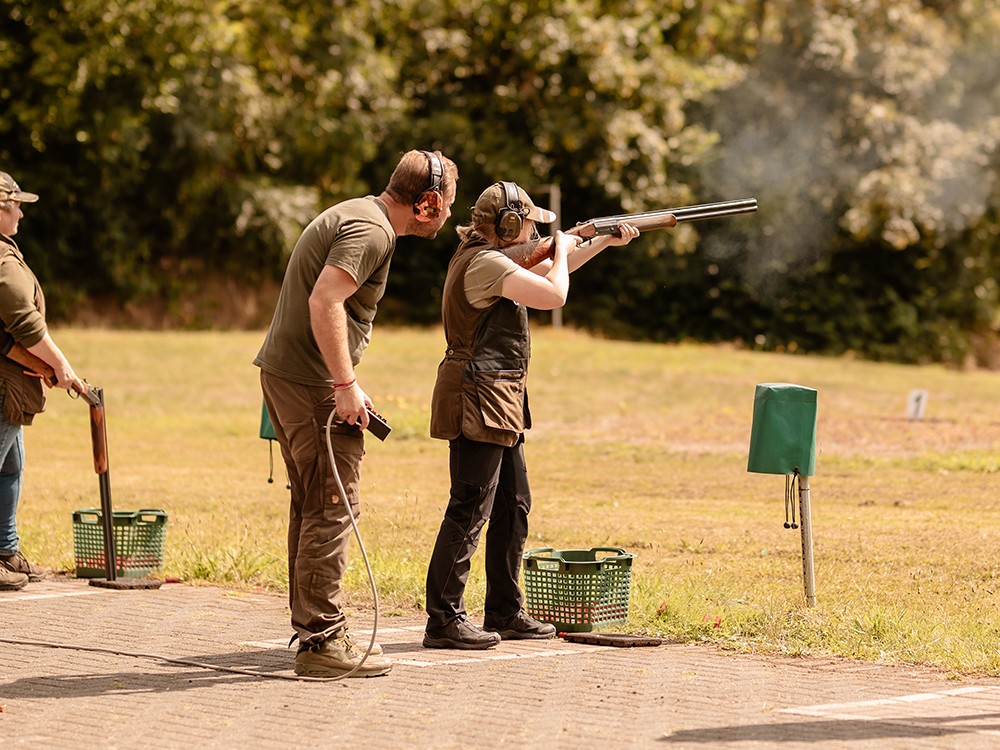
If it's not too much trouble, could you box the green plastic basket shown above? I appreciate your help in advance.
[523,547,635,633]
[72,508,168,578]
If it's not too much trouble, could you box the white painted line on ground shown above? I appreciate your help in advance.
[241,630,602,667]
[394,648,595,667]
[0,589,108,603]
[780,686,1000,735]
[779,686,1000,716]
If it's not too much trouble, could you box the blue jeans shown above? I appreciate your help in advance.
[0,394,25,555]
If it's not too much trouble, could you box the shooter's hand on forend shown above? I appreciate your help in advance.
[603,222,641,247]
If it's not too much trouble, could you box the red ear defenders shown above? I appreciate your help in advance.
[496,181,527,243]
[414,151,445,218]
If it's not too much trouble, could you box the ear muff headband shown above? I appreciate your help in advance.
[496,181,526,243]
[415,151,445,217]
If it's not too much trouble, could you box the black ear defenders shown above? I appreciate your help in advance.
[414,151,445,218]
[496,181,527,243]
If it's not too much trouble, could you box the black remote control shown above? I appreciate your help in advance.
[365,407,392,441]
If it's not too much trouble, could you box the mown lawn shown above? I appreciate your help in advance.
[18,327,1000,675]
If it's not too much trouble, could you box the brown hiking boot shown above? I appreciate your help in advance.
[0,566,28,591]
[294,630,393,678]
[0,550,48,582]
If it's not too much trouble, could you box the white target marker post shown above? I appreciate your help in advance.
[907,389,929,420]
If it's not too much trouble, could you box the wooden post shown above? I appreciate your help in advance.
[798,475,816,606]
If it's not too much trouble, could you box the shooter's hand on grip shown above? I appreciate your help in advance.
[3,340,85,394]
[53,363,86,395]
[551,229,577,260]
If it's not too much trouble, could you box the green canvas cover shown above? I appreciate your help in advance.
[747,383,817,476]
[259,401,276,440]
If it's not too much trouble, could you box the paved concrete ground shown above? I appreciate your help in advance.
[2,578,1000,749]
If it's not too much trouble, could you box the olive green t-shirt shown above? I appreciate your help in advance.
[253,196,396,386]
[464,249,519,309]
[0,235,47,347]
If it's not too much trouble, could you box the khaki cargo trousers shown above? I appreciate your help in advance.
[260,370,364,645]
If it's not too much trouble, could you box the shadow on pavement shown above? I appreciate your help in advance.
[660,717,990,744]
[0,647,346,698]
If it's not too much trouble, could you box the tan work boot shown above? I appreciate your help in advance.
[0,550,48,582]
[294,629,393,678]
[0,566,28,591]
[344,629,384,656]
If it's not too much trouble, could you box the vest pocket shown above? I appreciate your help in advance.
[469,369,525,433]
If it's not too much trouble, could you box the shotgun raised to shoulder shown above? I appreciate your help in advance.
[510,197,758,268]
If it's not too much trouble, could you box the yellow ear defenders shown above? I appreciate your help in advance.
[495,181,527,243]
[414,151,445,218]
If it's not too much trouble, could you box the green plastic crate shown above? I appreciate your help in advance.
[73,508,168,578]
[523,547,635,633]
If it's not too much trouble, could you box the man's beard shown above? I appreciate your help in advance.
[406,215,444,239]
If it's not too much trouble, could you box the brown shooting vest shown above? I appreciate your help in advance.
[0,239,47,425]
[429,237,531,447]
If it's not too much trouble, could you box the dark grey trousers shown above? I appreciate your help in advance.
[425,434,531,628]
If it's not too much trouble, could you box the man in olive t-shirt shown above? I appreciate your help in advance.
[253,150,457,679]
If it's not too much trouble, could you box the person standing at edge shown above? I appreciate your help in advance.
[254,150,458,677]
[0,172,86,591]
[423,181,640,649]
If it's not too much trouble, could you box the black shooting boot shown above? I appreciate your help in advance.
[483,609,556,640]
[423,617,501,650]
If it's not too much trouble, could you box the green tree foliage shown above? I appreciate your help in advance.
[0,0,997,363]
[365,0,739,322]
[1,0,403,312]
[697,0,1000,364]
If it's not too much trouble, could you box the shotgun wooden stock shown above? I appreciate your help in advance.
[3,341,58,387]
[3,341,107,473]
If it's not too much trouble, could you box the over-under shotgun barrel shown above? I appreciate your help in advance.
[575,197,758,238]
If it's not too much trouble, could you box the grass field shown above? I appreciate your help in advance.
[18,326,1000,675]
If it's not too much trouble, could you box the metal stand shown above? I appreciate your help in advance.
[798,475,816,606]
[86,386,162,591]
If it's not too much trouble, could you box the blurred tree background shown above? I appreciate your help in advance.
[1,0,998,365]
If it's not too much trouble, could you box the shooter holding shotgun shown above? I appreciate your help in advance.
[423,187,757,649]
[423,182,642,649]
[0,172,87,590]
